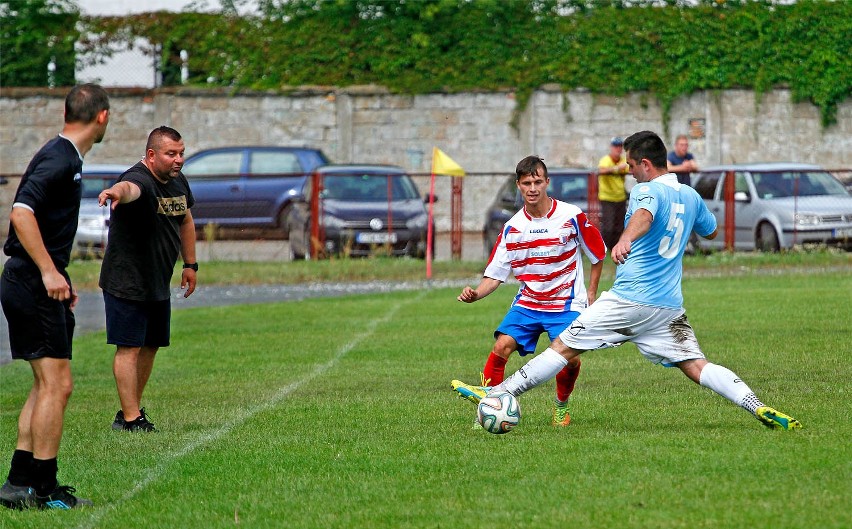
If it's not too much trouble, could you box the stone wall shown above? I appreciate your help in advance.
[2,86,850,233]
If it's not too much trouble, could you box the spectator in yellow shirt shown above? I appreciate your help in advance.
[597,136,629,251]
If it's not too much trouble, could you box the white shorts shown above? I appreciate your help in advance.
[557,291,705,366]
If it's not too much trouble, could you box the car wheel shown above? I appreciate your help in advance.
[277,205,292,240]
[756,222,780,252]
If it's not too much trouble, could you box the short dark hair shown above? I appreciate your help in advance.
[623,131,667,170]
[64,83,109,123]
[146,126,183,152]
[515,155,548,181]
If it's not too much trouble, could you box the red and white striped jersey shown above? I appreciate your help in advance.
[484,198,606,313]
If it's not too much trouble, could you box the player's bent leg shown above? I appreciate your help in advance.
[552,358,580,427]
[694,362,802,430]
[484,334,516,386]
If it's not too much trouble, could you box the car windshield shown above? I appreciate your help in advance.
[752,171,849,199]
[323,174,420,201]
[548,174,588,201]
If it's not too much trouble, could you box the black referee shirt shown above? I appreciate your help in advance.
[3,136,83,270]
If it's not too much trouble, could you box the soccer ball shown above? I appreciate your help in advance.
[477,391,521,434]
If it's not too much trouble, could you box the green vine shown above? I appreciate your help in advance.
[29,1,852,129]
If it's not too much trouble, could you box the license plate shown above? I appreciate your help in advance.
[356,232,398,244]
[833,227,852,238]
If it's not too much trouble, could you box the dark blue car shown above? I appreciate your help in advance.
[181,146,330,238]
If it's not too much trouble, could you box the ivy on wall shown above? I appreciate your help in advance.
[52,1,852,128]
[1,0,79,87]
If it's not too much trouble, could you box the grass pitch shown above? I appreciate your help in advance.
[1,267,850,528]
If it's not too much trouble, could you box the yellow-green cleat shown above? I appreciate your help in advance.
[451,378,491,405]
[552,402,571,427]
[755,406,802,430]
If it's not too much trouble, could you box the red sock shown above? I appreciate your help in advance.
[482,352,508,385]
[555,359,581,403]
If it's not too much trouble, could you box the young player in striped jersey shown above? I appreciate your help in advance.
[451,156,606,427]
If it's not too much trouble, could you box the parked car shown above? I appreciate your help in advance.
[286,165,433,258]
[483,168,592,255]
[181,146,330,238]
[74,164,128,257]
[692,163,852,251]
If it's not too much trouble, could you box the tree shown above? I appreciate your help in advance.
[1,0,80,87]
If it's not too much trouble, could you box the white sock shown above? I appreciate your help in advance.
[699,363,763,413]
[495,348,568,397]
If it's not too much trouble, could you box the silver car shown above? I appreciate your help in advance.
[74,164,129,257]
[692,163,852,251]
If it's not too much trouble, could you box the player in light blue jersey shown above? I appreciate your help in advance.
[485,131,802,431]
[609,151,716,309]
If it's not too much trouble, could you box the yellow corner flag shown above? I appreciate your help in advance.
[431,147,465,177]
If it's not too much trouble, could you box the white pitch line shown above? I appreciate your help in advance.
[77,292,422,528]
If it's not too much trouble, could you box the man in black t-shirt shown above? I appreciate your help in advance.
[98,126,198,433]
[0,84,109,510]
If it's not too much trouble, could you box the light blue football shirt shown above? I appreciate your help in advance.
[611,173,717,309]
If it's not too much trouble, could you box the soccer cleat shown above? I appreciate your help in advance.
[552,402,571,427]
[0,479,34,510]
[451,379,491,405]
[755,406,802,430]
[35,485,92,509]
[111,410,126,430]
[123,409,157,432]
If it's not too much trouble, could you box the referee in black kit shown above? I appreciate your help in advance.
[0,84,110,510]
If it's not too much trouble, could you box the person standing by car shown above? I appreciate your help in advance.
[597,136,629,251]
[451,155,606,427]
[667,134,698,186]
[98,126,198,433]
[0,83,109,510]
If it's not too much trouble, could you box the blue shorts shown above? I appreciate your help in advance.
[495,305,581,356]
[104,291,171,348]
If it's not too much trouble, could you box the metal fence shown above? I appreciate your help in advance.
[1,167,850,262]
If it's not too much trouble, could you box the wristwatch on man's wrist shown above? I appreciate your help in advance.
[183,262,199,271]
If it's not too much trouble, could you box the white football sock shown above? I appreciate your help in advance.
[495,348,568,397]
[699,362,763,413]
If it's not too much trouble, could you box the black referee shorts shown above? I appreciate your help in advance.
[0,257,74,360]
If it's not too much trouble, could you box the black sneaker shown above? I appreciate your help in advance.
[123,413,157,432]
[34,485,93,509]
[0,479,34,509]
[111,410,126,430]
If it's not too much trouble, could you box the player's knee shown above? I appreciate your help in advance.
[493,346,514,359]
[45,377,73,402]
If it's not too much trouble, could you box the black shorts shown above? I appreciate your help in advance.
[103,291,171,348]
[0,257,74,360]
